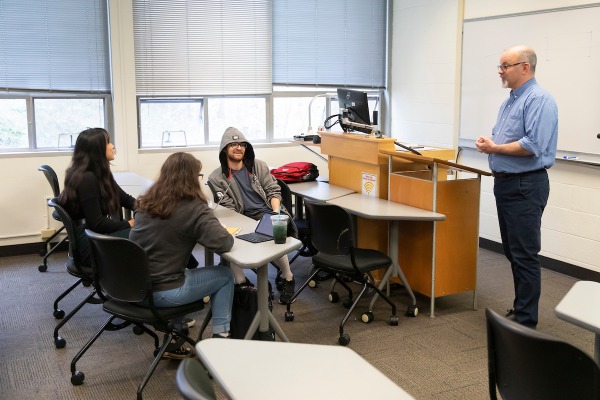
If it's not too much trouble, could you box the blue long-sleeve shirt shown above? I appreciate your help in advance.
[489,78,558,174]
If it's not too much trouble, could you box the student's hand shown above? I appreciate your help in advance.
[128,218,134,228]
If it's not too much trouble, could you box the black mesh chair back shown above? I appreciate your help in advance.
[205,180,221,203]
[305,200,352,257]
[38,165,67,272]
[70,230,206,400]
[87,231,150,303]
[47,198,96,349]
[486,308,600,400]
[284,200,397,346]
[176,357,216,400]
[39,165,60,196]
[276,179,317,266]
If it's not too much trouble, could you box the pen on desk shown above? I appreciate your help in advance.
[563,156,578,160]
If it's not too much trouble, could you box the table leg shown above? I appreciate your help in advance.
[595,333,600,366]
[369,221,417,313]
[245,263,289,342]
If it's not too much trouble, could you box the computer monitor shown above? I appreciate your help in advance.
[337,88,372,134]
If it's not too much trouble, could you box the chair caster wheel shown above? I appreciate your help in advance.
[284,311,294,322]
[389,316,399,326]
[71,371,85,385]
[132,325,144,335]
[38,264,47,272]
[55,336,66,349]
[308,280,317,288]
[54,309,65,319]
[328,291,339,303]
[82,281,91,287]
[203,296,211,303]
[342,299,353,309]
[407,305,418,317]
[338,334,350,346]
[361,311,374,324]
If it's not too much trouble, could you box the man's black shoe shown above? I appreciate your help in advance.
[505,308,515,319]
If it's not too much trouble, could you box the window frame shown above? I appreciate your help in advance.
[0,92,112,154]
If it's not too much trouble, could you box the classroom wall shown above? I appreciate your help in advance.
[3,0,599,274]
[0,1,328,248]
[390,0,600,272]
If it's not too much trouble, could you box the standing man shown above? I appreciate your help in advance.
[476,45,558,328]
[208,127,297,304]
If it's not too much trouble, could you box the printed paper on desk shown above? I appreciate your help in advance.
[226,227,241,236]
[361,172,377,197]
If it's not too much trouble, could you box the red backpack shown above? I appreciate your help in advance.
[270,162,319,183]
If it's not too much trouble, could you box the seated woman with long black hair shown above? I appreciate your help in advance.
[59,127,135,266]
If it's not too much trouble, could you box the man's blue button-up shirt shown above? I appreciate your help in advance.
[489,78,558,174]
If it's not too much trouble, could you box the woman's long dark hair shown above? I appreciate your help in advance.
[58,128,120,215]
[137,152,207,218]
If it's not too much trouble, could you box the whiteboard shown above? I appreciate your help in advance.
[459,5,600,157]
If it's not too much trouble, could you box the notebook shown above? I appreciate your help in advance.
[237,212,276,243]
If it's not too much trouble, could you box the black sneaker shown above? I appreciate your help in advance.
[162,345,195,360]
[182,317,195,329]
[211,333,231,339]
[505,308,515,319]
[235,278,254,288]
[278,278,296,304]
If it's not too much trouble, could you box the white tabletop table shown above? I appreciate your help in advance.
[287,181,355,218]
[213,207,302,341]
[327,193,445,317]
[196,338,415,399]
[113,171,153,198]
[555,280,600,364]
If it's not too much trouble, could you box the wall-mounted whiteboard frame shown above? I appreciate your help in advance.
[459,4,600,164]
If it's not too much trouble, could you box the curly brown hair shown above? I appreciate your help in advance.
[137,152,207,218]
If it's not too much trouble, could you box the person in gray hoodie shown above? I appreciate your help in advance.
[208,127,297,304]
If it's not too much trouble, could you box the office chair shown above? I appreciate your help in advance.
[276,179,321,289]
[38,165,68,272]
[285,200,398,346]
[485,308,600,400]
[176,357,216,400]
[47,198,98,349]
[70,230,207,400]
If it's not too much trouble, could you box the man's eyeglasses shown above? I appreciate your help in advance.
[198,173,204,180]
[228,142,247,149]
[497,62,525,72]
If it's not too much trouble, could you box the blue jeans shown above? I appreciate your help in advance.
[151,266,234,334]
[494,169,549,327]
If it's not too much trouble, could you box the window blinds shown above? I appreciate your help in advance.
[133,0,272,97]
[0,0,110,93]
[272,0,387,88]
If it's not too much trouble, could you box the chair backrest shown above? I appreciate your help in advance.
[205,180,221,203]
[48,197,86,269]
[485,308,600,400]
[276,179,294,218]
[85,230,152,303]
[176,357,216,400]
[304,200,353,256]
[38,165,60,197]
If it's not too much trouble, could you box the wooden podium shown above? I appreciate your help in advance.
[319,132,489,316]
[381,150,491,316]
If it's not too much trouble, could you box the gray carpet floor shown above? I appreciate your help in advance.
[0,246,592,399]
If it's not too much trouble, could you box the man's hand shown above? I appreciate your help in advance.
[476,136,495,154]
[476,136,532,157]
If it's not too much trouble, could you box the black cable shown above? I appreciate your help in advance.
[323,114,342,130]
[394,141,422,156]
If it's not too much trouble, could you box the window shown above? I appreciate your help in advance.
[133,0,388,148]
[0,0,111,152]
[138,99,205,148]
